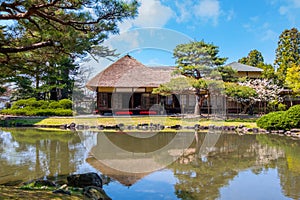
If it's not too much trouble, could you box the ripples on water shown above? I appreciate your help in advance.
[0,128,300,200]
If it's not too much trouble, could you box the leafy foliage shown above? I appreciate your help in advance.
[267,100,287,112]
[256,111,286,130]
[238,49,277,81]
[257,105,300,130]
[275,28,300,85]
[1,98,73,116]
[257,63,276,80]
[285,63,300,94]
[0,0,138,64]
[153,77,195,96]
[224,82,257,114]
[238,49,264,67]
[284,105,300,129]
[170,40,227,115]
[0,0,139,100]
[173,40,227,79]
[215,66,237,82]
[224,82,257,102]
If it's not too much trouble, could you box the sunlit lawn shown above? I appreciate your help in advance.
[34,116,257,129]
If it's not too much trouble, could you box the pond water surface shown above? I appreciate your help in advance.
[1,128,300,200]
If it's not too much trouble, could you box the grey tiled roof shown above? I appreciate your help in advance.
[226,62,263,72]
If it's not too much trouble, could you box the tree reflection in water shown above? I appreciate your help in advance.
[169,132,300,200]
[0,128,84,185]
[1,128,300,200]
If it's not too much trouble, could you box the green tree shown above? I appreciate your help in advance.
[173,40,227,115]
[224,82,257,114]
[238,49,264,67]
[0,0,138,99]
[0,0,138,61]
[152,77,198,96]
[257,63,277,80]
[275,28,300,85]
[239,49,277,81]
[285,63,300,95]
[215,66,238,82]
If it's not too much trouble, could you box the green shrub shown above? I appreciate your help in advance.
[58,99,72,109]
[267,100,287,112]
[11,98,45,109]
[11,99,29,109]
[48,101,60,109]
[54,109,73,116]
[0,108,73,116]
[256,111,286,130]
[1,98,73,116]
[277,103,287,111]
[257,105,300,130]
[38,100,49,109]
[284,105,300,129]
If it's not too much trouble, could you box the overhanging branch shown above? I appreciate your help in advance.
[0,40,54,53]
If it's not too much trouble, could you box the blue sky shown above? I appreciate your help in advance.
[86,0,300,73]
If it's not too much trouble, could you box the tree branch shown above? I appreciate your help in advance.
[0,40,54,53]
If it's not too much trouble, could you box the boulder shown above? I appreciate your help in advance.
[291,129,300,133]
[68,122,76,129]
[34,179,56,187]
[67,173,102,188]
[238,124,245,129]
[97,125,104,130]
[83,186,111,200]
[52,189,71,196]
[170,125,182,130]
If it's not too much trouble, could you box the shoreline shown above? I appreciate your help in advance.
[1,115,299,139]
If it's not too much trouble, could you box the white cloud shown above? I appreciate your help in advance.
[118,0,174,32]
[175,0,221,25]
[279,6,288,15]
[292,0,300,7]
[194,0,220,18]
[226,9,235,21]
[243,20,278,42]
[261,29,278,41]
[114,0,174,54]
[278,0,300,24]
[175,0,193,22]
[134,0,174,27]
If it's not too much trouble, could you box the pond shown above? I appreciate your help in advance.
[1,128,300,200]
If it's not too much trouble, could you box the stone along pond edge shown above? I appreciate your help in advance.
[1,115,300,139]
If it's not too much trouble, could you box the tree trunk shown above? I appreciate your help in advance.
[50,88,58,101]
[241,103,250,114]
[194,102,200,115]
[194,94,206,115]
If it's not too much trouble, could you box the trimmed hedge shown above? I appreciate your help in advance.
[1,98,73,116]
[0,108,73,116]
[256,111,286,130]
[284,105,300,129]
[257,105,300,130]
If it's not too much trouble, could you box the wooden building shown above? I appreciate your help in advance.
[226,62,263,79]
[86,56,265,115]
[86,55,197,115]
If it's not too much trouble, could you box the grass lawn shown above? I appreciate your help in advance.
[0,186,82,200]
[32,116,258,129]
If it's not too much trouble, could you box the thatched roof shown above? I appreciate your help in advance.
[86,55,175,91]
[86,156,151,187]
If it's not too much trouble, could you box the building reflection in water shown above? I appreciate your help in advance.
[1,128,300,199]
